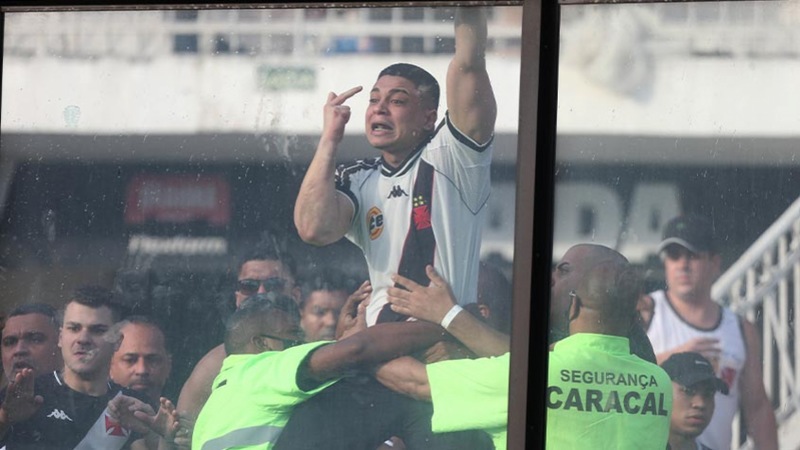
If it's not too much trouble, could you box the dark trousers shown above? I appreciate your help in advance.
[274,375,495,450]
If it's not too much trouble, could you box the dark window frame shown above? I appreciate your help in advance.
[0,1,551,448]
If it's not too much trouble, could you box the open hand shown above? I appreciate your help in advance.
[0,368,43,425]
[107,394,156,435]
[388,265,457,324]
[336,280,371,340]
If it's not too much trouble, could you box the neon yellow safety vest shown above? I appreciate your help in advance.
[193,341,335,450]
[427,353,510,450]
[546,333,673,450]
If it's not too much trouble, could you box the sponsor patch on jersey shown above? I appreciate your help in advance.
[367,206,384,240]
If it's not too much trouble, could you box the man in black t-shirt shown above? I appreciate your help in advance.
[0,286,167,450]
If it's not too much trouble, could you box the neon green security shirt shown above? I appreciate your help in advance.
[192,341,336,450]
[426,353,510,449]
[546,333,672,450]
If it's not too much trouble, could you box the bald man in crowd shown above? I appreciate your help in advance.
[546,244,672,449]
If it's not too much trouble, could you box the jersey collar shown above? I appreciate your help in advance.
[379,132,434,178]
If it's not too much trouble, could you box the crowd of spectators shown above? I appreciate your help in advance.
[0,4,778,449]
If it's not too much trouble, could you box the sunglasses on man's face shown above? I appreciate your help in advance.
[260,333,303,350]
[236,277,287,296]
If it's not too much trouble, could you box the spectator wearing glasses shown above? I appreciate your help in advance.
[193,292,449,450]
[661,352,728,450]
[639,214,778,450]
[177,238,299,437]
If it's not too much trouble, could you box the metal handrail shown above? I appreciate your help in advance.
[711,195,800,449]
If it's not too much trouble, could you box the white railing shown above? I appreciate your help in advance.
[711,195,800,449]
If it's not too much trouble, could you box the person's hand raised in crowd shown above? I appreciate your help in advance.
[671,337,721,364]
[0,368,43,425]
[108,394,156,435]
[388,265,456,324]
[149,398,181,443]
[108,394,179,439]
[335,280,372,340]
[321,86,363,144]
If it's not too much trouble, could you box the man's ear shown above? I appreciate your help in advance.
[477,304,491,320]
[424,108,438,131]
[113,333,123,352]
[291,286,302,305]
[710,253,722,279]
[252,335,270,352]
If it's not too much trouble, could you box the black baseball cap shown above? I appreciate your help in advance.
[661,352,729,395]
[658,214,717,254]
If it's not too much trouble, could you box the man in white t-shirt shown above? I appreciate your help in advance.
[639,214,777,450]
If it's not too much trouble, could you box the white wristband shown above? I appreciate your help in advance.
[440,305,464,330]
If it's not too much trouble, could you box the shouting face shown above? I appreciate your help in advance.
[365,75,437,165]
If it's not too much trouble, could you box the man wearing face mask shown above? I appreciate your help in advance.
[550,244,657,363]
[546,245,672,450]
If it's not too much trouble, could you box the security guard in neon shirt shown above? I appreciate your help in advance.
[192,292,449,450]
[547,245,673,450]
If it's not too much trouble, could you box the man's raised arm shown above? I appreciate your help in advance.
[294,87,362,246]
[447,7,496,145]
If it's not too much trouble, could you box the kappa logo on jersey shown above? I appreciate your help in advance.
[47,408,73,421]
[412,195,432,230]
[387,185,408,199]
[367,206,384,240]
[105,414,130,437]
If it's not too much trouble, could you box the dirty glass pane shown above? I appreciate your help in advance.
[552,1,800,449]
[1,3,523,448]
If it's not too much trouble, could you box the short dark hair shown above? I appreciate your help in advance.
[477,262,513,334]
[7,303,59,327]
[62,285,123,323]
[224,292,301,355]
[238,236,297,279]
[378,63,440,110]
[298,268,359,309]
[114,314,171,355]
